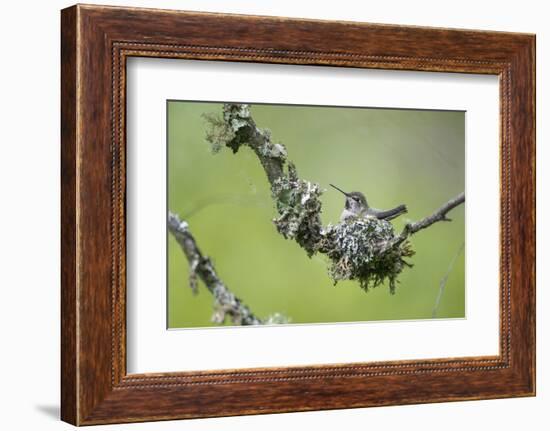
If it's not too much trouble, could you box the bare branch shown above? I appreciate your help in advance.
[389,192,465,249]
[408,192,465,234]
[168,211,264,325]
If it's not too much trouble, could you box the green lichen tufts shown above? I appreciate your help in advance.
[202,112,235,154]
[319,218,415,293]
[222,104,253,153]
[271,163,324,256]
[203,104,255,154]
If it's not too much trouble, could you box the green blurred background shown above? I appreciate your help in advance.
[168,101,465,328]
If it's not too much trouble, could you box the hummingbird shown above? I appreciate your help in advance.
[330,184,407,222]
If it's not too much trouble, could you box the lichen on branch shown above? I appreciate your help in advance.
[168,211,289,325]
[203,103,464,294]
[204,104,324,256]
[271,163,323,256]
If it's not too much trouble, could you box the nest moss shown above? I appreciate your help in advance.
[319,218,414,293]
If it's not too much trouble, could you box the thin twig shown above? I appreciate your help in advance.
[168,211,263,325]
[389,192,466,249]
[407,192,465,235]
[432,242,465,318]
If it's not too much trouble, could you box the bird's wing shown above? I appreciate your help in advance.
[373,205,407,220]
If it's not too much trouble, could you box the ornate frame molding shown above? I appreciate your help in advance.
[61,5,535,425]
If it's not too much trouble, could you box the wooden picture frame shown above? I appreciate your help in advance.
[61,4,535,425]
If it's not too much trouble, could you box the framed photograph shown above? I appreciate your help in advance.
[61,4,535,425]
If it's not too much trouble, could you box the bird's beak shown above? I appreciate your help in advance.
[329,183,350,197]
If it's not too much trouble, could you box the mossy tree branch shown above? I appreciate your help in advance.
[203,103,465,294]
[168,211,287,325]
[205,104,324,256]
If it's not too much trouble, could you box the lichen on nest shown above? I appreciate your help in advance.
[319,218,415,293]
